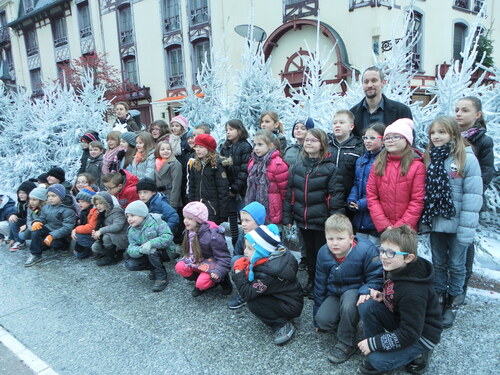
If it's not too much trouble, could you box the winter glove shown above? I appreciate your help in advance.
[32,221,44,231]
[43,235,53,246]
[139,241,154,255]
[233,257,250,271]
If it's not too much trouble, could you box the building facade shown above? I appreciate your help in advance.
[0,0,498,124]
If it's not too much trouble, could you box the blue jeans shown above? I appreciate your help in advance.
[430,232,468,296]
[30,227,70,256]
[359,299,429,371]
[9,218,26,242]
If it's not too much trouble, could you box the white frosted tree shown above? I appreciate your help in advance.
[180,54,232,143]
[231,39,292,138]
[0,71,111,192]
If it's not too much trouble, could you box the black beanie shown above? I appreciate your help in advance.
[17,180,36,195]
[136,178,158,193]
[47,167,66,183]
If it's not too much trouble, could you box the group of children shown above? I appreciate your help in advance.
[0,95,493,375]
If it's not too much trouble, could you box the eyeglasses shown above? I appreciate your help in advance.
[378,247,409,258]
[104,185,118,191]
[383,135,404,142]
[304,138,320,143]
[362,136,383,141]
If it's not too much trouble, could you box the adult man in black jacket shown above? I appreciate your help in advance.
[350,66,413,136]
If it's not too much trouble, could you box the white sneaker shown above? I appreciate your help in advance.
[10,242,21,252]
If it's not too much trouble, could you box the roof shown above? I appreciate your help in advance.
[7,0,70,30]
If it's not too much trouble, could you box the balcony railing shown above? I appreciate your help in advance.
[0,27,10,44]
[54,36,68,48]
[120,29,134,45]
[453,0,484,13]
[26,46,39,57]
[190,6,209,26]
[80,26,92,39]
[164,15,180,34]
[454,0,469,9]
[169,74,184,89]
[349,0,396,11]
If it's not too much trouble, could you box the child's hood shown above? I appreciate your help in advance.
[386,256,434,285]
[0,195,14,209]
[200,220,223,234]
[254,248,297,281]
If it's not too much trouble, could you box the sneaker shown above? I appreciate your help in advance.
[227,295,246,310]
[10,242,22,252]
[152,279,168,292]
[358,359,382,374]
[274,322,296,345]
[405,350,432,374]
[24,254,42,267]
[191,287,204,297]
[327,343,356,364]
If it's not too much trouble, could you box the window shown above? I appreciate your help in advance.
[30,68,42,93]
[408,11,423,71]
[453,23,468,60]
[190,0,209,26]
[5,48,13,71]
[25,29,38,56]
[78,2,92,38]
[167,46,184,88]
[52,17,68,47]
[56,61,70,81]
[123,56,138,85]
[163,0,180,33]
[0,12,9,43]
[192,39,210,76]
[118,5,134,45]
[24,0,34,13]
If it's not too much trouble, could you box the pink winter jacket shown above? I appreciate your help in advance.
[366,150,426,233]
[247,150,289,224]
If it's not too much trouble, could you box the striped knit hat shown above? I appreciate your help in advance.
[244,224,281,281]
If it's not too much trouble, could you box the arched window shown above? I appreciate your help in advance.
[166,45,184,88]
[453,22,468,61]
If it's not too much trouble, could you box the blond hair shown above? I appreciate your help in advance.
[324,214,353,236]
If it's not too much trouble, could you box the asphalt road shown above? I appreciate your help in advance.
[0,245,498,375]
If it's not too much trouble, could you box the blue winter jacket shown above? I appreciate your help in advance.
[347,149,382,232]
[0,196,16,221]
[313,236,383,317]
[146,192,179,233]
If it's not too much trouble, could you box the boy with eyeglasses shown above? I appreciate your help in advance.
[357,225,442,375]
[314,214,383,365]
[102,170,139,209]
[328,110,364,199]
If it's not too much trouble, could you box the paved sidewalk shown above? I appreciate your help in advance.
[0,247,498,375]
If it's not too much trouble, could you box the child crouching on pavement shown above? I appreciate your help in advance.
[175,202,232,297]
[232,224,303,345]
[124,200,174,292]
[314,214,383,365]
[71,188,98,259]
[25,184,77,267]
[357,225,443,375]
[19,187,47,243]
[226,201,266,310]
[91,192,129,267]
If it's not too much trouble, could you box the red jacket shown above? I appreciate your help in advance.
[247,150,289,224]
[75,207,98,234]
[366,150,426,233]
[116,169,139,209]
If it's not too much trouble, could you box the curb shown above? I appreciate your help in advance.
[0,325,59,375]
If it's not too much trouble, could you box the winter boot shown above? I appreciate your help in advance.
[442,294,458,328]
[405,350,433,374]
[219,276,233,295]
[96,245,117,267]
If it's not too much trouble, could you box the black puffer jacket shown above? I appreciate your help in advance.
[232,249,303,317]
[219,139,253,196]
[464,127,494,192]
[283,155,345,231]
[328,134,364,198]
[188,158,230,224]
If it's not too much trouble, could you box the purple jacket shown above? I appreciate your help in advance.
[197,221,231,279]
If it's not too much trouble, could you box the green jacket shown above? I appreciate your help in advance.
[126,213,174,258]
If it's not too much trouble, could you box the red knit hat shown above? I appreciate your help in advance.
[194,134,217,152]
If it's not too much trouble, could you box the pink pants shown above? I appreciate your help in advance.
[175,260,216,291]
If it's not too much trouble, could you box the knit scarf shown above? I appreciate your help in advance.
[461,127,480,140]
[186,230,197,264]
[421,143,456,226]
[103,147,121,174]
[245,151,272,207]
[155,154,175,171]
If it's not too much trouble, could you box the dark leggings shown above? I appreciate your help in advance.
[300,228,326,280]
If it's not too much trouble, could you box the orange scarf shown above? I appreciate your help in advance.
[134,151,144,165]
